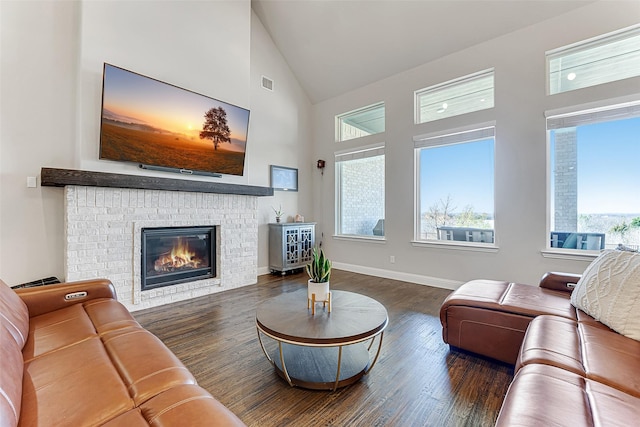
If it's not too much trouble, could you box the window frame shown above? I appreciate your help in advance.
[543,98,640,260]
[335,102,385,143]
[414,68,495,125]
[334,143,386,241]
[412,122,498,252]
[546,24,640,95]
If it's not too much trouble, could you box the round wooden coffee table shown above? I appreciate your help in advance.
[256,289,388,391]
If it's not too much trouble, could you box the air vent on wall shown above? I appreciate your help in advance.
[261,75,274,91]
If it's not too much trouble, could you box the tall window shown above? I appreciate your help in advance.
[415,126,495,244]
[547,25,640,95]
[336,145,385,238]
[336,102,385,142]
[548,102,640,251]
[415,69,494,124]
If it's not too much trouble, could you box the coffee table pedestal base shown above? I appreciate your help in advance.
[270,343,370,390]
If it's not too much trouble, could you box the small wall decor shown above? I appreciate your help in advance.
[270,165,298,191]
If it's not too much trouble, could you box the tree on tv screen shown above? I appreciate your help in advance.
[200,107,231,150]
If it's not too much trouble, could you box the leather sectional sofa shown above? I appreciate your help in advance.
[0,278,246,427]
[440,272,640,426]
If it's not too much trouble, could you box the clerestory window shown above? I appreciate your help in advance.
[547,25,640,95]
[415,69,494,124]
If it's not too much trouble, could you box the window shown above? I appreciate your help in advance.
[547,25,640,95]
[415,69,494,124]
[336,102,385,142]
[548,101,640,252]
[336,145,385,238]
[414,125,495,245]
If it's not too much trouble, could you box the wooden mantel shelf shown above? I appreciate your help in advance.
[41,167,274,197]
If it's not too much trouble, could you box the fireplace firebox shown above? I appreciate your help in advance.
[141,226,216,291]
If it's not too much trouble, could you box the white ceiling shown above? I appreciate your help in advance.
[251,0,596,104]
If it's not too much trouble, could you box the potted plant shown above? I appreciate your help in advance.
[272,205,284,223]
[306,247,332,311]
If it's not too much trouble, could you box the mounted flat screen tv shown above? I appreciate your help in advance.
[99,63,250,177]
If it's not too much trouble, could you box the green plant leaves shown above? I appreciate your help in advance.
[306,247,331,283]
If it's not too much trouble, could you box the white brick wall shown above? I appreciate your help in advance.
[64,186,258,311]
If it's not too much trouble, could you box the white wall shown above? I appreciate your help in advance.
[0,1,312,285]
[312,1,640,287]
[249,11,313,273]
[0,1,80,285]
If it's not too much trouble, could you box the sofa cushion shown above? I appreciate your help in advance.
[0,327,24,427]
[440,279,576,364]
[0,280,29,349]
[101,385,246,427]
[102,327,197,405]
[21,337,134,426]
[516,315,640,397]
[496,364,640,426]
[22,303,97,361]
[84,298,141,334]
[571,250,640,340]
[138,384,246,426]
[443,280,576,320]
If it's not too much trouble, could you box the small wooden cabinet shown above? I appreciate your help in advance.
[269,222,316,274]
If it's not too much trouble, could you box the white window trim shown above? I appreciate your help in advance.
[335,142,385,161]
[333,234,386,243]
[335,143,386,239]
[540,249,600,261]
[414,121,496,148]
[411,239,499,253]
[413,122,497,248]
[545,99,640,128]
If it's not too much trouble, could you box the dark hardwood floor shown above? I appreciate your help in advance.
[134,270,513,426]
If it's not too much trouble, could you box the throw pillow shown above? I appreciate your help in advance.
[571,250,640,340]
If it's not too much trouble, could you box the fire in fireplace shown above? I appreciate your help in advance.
[141,226,216,290]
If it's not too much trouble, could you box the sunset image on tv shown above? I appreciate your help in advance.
[99,63,250,176]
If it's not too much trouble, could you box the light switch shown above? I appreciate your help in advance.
[27,176,37,188]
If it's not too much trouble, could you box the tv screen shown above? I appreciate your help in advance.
[99,63,250,177]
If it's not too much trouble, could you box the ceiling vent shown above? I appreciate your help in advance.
[261,75,274,91]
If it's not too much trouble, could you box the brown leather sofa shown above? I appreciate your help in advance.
[440,272,581,364]
[0,278,246,427]
[440,272,640,425]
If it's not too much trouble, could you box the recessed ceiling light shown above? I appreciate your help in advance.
[567,72,577,81]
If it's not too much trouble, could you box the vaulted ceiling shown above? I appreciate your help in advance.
[251,0,596,104]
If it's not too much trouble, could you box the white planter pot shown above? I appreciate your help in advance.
[307,279,330,302]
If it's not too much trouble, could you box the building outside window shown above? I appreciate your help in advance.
[414,125,495,244]
[335,145,385,238]
[547,25,640,95]
[415,69,494,124]
[548,102,640,251]
[336,102,385,142]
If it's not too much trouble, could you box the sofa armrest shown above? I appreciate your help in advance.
[15,278,117,317]
[539,272,582,293]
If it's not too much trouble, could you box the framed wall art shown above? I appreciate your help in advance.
[270,165,298,191]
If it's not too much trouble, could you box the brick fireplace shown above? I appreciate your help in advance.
[63,185,259,311]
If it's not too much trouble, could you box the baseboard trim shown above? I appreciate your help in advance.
[257,266,271,276]
[258,263,462,290]
[331,262,462,290]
